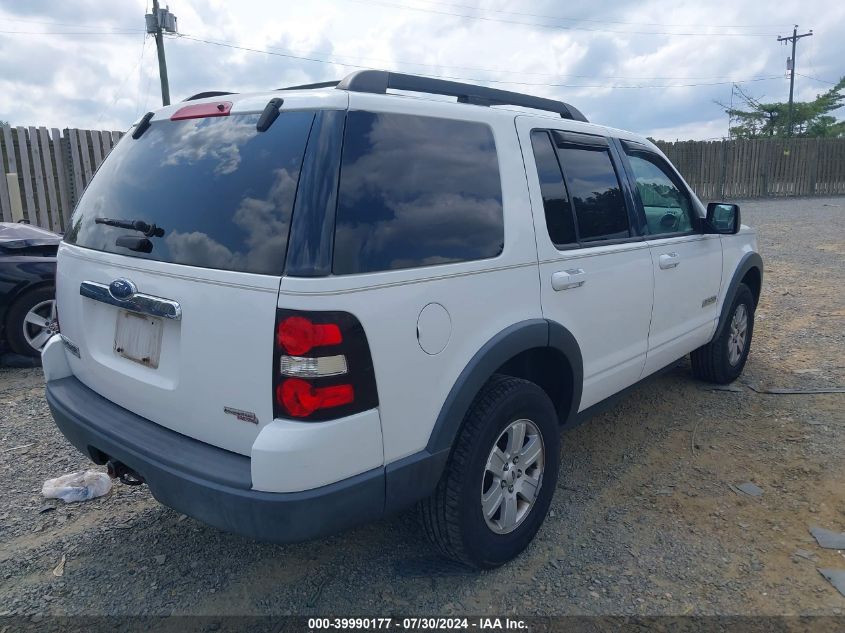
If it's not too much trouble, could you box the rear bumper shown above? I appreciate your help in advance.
[45,376,385,543]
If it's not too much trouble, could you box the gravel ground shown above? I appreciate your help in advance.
[1,196,844,620]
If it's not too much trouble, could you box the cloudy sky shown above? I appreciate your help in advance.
[0,0,842,140]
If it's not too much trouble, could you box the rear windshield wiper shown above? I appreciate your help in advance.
[94,217,165,238]
[115,235,154,254]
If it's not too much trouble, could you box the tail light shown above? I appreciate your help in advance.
[273,310,378,421]
[277,316,341,355]
[277,379,354,418]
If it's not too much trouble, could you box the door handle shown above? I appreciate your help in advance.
[658,252,680,270]
[551,268,586,291]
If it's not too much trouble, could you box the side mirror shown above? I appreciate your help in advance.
[705,202,741,235]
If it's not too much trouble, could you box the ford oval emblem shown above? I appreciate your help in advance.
[108,278,137,300]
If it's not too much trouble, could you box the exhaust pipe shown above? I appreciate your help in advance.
[106,459,145,486]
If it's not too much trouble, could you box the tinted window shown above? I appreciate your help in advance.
[530,131,576,246]
[65,111,314,275]
[626,153,694,235]
[556,146,629,242]
[333,111,504,274]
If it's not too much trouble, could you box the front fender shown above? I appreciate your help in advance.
[713,251,763,342]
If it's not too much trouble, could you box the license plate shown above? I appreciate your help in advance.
[114,310,163,368]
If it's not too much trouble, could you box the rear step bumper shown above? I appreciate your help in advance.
[45,376,385,543]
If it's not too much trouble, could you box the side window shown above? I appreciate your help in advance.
[530,131,576,246]
[556,145,630,242]
[332,111,504,275]
[626,153,695,235]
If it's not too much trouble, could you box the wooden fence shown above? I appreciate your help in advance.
[655,137,845,200]
[0,124,123,233]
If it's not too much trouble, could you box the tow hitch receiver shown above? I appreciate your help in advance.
[106,459,145,486]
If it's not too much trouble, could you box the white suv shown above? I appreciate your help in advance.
[42,71,762,569]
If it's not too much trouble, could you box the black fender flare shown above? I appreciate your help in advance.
[712,251,763,342]
[427,318,583,454]
[383,319,583,514]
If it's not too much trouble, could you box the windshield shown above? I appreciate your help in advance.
[64,111,315,275]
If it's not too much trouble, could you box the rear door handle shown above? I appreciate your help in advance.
[80,280,182,320]
[658,252,680,269]
[551,268,586,291]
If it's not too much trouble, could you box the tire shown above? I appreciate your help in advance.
[5,286,58,357]
[691,283,755,384]
[420,375,560,569]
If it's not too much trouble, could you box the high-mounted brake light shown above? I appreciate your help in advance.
[277,316,342,356]
[170,101,233,121]
[277,378,354,418]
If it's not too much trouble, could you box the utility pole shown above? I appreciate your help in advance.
[145,1,178,106]
[777,25,813,136]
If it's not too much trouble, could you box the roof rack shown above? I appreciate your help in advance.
[334,70,588,122]
[183,91,234,102]
[278,80,340,91]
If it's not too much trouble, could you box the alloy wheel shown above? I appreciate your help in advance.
[727,303,748,366]
[481,418,545,534]
[22,299,58,352]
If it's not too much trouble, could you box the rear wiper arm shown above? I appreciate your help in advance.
[115,235,154,253]
[94,217,165,238]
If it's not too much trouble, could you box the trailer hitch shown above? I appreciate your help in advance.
[106,460,145,486]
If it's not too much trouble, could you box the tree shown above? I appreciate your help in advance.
[0,120,9,127]
[721,77,845,138]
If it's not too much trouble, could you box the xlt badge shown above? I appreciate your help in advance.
[224,406,258,424]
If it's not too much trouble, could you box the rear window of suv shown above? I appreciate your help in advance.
[64,111,314,276]
[332,111,504,275]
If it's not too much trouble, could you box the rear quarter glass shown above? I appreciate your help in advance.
[64,111,315,276]
[332,111,504,275]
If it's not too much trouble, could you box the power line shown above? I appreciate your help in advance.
[136,34,150,119]
[0,16,139,30]
[141,62,155,115]
[0,19,783,85]
[180,33,780,82]
[0,29,143,35]
[97,34,149,124]
[0,8,786,35]
[341,0,783,37]
[180,33,779,82]
[399,0,792,29]
[176,33,782,89]
[796,73,838,85]
[0,21,790,90]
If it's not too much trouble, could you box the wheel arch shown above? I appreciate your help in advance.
[427,319,583,455]
[713,251,763,342]
[741,265,762,308]
[383,319,583,514]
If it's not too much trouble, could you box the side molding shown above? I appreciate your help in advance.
[713,251,763,342]
[384,318,583,514]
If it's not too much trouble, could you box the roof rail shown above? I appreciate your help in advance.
[278,80,341,91]
[183,91,234,102]
[334,70,588,122]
